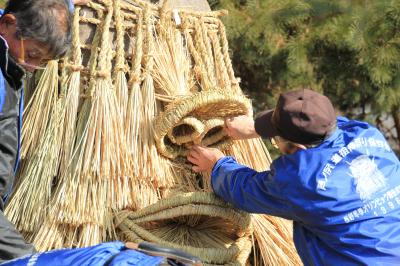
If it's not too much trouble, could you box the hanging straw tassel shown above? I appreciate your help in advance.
[152,14,195,99]
[59,7,83,176]
[125,11,144,180]
[19,61,59,160]
[113,0,129,122]
[138,4,175,190]
[5,61,62,237]
[121,6,165,211]
[124,9,162,211]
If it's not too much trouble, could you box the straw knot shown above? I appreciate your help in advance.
[68,64,84,72]
[115,64,129,73]
[96,71,110,78]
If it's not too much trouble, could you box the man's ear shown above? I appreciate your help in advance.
[0,14,17,24]
[293,143,308,150]
[0,14,17,30]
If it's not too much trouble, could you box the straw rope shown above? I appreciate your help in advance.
[116,192,253,265]
[167,117,205,145]
[217,20,240,92]
[113,0,129,122]
[154,89,251,159]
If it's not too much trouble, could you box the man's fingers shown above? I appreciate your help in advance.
[192,165,202,172]
[187,154,198,164]
[192,145,208,154]
[188,148,200,159]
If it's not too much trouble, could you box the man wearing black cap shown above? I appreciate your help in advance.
[187,88,400,265]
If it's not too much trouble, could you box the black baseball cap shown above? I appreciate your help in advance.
[254,88,336,144]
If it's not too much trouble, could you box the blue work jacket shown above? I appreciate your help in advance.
[212,117,400,265]
[0,241,163,266]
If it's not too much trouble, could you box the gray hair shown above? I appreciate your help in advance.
[4,0,72,59]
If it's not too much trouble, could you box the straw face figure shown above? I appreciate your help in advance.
[5,1,302,265]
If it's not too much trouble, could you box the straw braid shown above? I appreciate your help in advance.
[200,18,217,86]
[194,19,217,89]
[114,0,128,73]
[209,30,231,90]
[70,7,83,71]
[114,0,129,121]
[218,20,240,92]
[182,15,212,90]
[167,117,205,145]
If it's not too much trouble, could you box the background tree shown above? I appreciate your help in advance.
[209,0,400,155]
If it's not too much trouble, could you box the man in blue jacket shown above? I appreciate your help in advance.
[188,88,400,265]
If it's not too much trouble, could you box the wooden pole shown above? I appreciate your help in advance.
[157,0,211,11]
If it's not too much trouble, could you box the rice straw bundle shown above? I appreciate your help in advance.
[123,9,163,210]
[19,61,59,160]
[136,4,175,190]
[252,215,302,266]
[153,15,195,99]
[5,61,62,236]
[70,0,130,240]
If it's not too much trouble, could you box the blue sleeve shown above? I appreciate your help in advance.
[67,0,74,13]
[0,75,5,112]
[211,156,294,220]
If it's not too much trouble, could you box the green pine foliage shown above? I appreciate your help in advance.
[211,0,400,153]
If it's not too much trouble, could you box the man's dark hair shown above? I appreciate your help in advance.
[4,0,72,59]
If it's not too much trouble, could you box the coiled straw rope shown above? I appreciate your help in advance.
[154,89,251,159]
[116,192,253,265]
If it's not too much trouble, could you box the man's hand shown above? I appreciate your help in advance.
[224,115,260,140]
[187,146,225,173]
[74,0,89,5]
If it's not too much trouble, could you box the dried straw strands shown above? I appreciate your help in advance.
[5,0,301,265]
[6,61,61,237]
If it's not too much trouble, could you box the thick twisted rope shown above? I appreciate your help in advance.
[116,192,253,265]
